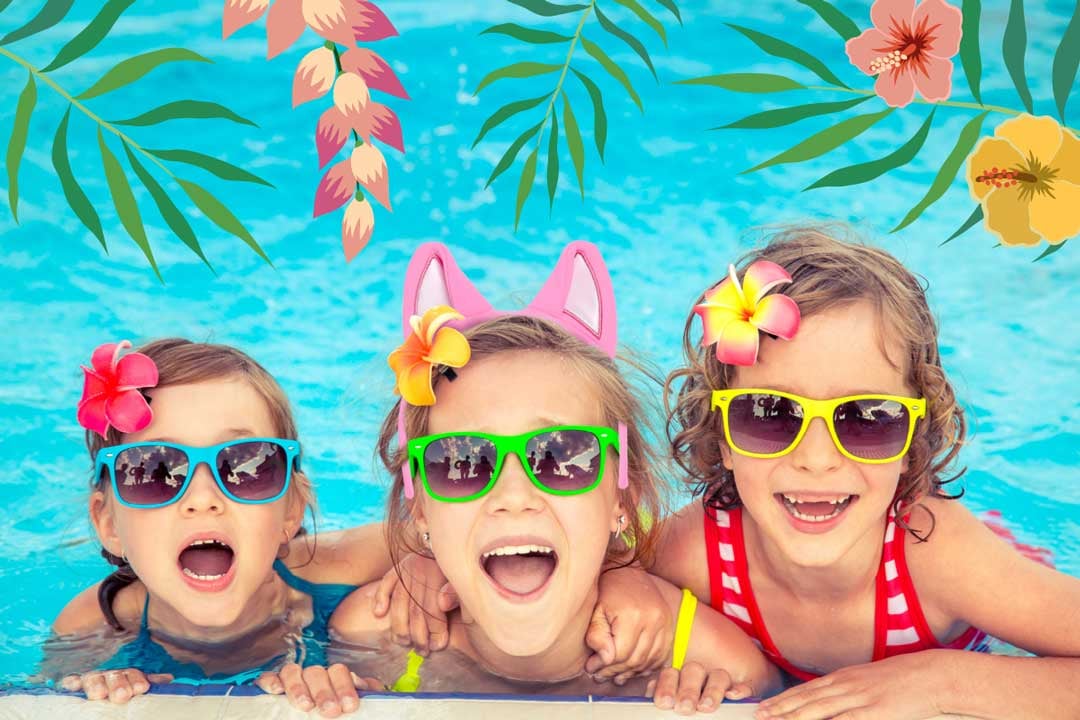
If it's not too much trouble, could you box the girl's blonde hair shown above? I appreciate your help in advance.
[87,338,316,628]
[665,226,965,539]
[377,315,663,571]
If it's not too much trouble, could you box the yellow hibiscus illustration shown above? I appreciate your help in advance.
[966,114,1080,247]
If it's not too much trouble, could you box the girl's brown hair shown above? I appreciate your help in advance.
[377,315,664,575]
[665,226,965,540]
[87,338,316,629]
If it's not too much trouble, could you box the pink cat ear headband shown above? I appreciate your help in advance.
[391,241,627,498]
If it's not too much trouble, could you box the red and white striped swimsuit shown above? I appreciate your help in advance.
[704,506,989,681]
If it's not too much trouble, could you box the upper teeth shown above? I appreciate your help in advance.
[783,494,851,505]
[189,539,226,547]
[482,544,553,558]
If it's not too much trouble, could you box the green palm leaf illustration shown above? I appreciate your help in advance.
[676,73,807,93]
[481,24,573,44]
[941,205,984,246]
[145,148,273,187]
[892,112,989,233]
[725,24,848,88]
[111,100,256,128]
[98,127,160,280]
[123,143,212,270]
[795,0,858,41]
[6,71,36,223]
[475,63,563,94]
[78,48,213,100]
[744,109,894,174]
[508,0,589,16]
[177,179,270,264]
[486,120,546,187]
[43,0,137,72]
[473,94,550,147]
[806,110,935,190]
[52,107,106,249]
[515,149,540,230]
[546,112,560,207]
[1052,2,1080,122]
[719,97,871,130]
[0,0,74,46]
[595,5,656,79]
[572,68,607,161]
[612,0,667,45]
[653,0,681,25]
[562,91,586,197]
[960,0,983,105]
[580,37,642,110]
[1003,0,1032,114]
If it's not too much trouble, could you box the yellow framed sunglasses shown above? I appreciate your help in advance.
[710,389,926,464]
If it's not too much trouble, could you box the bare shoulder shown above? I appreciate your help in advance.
[652,501,711,601]
[53,581,145,636]
[328,582,392,645]
[282,523,392,586]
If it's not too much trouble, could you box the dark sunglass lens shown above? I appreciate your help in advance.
[217,442,289,501]
[423,436,498,498]
[526,429,602,492]
[114,446,189,505]
[834,400,910,460]
[727,393,804,454]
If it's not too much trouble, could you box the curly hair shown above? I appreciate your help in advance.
[377,315,665,575]
[86,338,316,629]
[665,226,965,540]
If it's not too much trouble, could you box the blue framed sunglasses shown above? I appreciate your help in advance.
[94,438,300,509]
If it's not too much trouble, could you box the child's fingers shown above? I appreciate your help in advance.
[674,663,710,716]
[279,663,315,713]
[327,663,361,714]
[724,682,753,701]
[301,665,343,718]
[255,671,284,695]
[350,673,384,692]
[60,675,82,692]
[103,669,134,704]
[125,669,151,695]
[145,673,173,684]
[584,604,616,666]
[372,568,400,617]
[436,582,459,614]
[81,672,107,700]
[388,583,413,646]
[651,667,680,710]
[408,593,431,655]
[698,670,734,713]
[420,578,448,652]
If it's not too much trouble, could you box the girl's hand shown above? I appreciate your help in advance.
[584,565,673,684]
[754,651,954,720]
[255,663,382,718]
[371,553,457,655]
[646,662,753,715]
[60,669,173,703]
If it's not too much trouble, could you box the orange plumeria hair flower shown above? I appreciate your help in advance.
[693,260,801,366]
[388,305,471,406]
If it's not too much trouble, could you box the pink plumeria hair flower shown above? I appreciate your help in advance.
[693,261,801,366]
[77,341,159,437]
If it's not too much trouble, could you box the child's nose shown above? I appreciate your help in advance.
[179,462,226,515]
[486,455,544,514]
[790,417,844,473]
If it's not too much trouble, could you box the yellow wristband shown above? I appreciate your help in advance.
[671,588,698,670]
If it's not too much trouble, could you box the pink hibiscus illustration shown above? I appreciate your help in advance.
[77,341,159,437]
[846,0,963,108]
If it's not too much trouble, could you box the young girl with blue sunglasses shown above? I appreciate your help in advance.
[597,228,1080,718]
[45,338,391,703]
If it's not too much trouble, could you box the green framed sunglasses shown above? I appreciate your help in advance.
[405,424,627,502]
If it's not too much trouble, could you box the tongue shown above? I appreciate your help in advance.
[178,545,234,576]
[485,554,556,595]
[792,501,838,516]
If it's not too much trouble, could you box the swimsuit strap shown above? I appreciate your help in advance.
[671,589,698,670]
[139,590,150,633]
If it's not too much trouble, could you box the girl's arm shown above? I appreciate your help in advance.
[650,502,713,602]
[758,498,1080,720]
[284,522,393,586]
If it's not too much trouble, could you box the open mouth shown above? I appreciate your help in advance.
[777,493,856,523]
[480,544,558,598]
[177,538,235,584]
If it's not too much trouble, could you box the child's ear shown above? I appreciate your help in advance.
[719,441,734,472]
[89,490,123,557]
[284,473,309,538]
[610,500,628,535]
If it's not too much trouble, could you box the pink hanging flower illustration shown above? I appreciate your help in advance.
[845,0,963,108]
[77,341,159,437]
[222,0,407,260]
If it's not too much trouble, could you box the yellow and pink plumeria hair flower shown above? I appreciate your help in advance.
[388,305,471,406]
[693,261,801,366]
[77,341,159,437]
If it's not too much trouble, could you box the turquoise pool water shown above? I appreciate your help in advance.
[0,0,1077,683]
